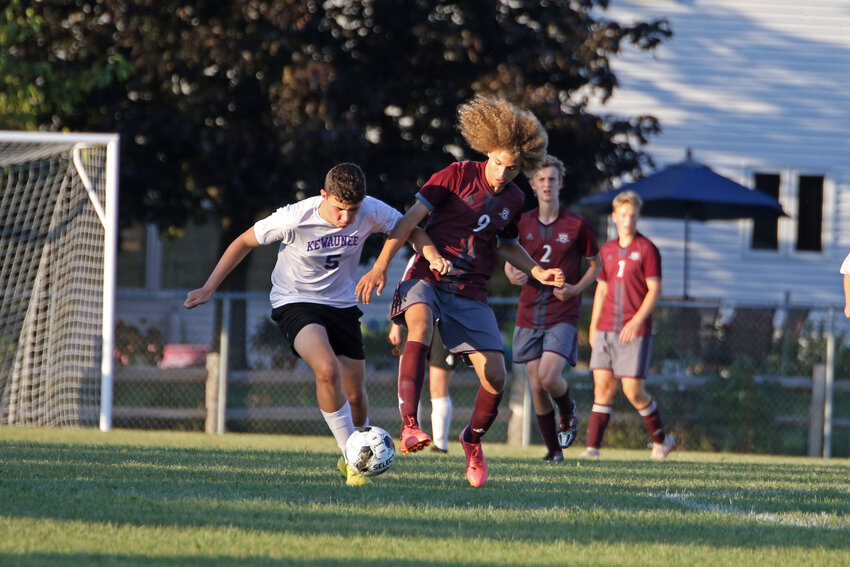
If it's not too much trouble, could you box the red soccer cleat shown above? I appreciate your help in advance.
[459,427,488,487]
[400,421,431,454]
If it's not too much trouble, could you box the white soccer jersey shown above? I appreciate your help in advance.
[253,195,402,308]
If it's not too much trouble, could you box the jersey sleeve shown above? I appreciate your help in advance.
[416,162,461,210]
[578,216,600,259]
[597,242,612,283]
[366,197,403,234]
[253,205,297,246]
[643,239,662,280]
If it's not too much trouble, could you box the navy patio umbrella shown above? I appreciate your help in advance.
[578,155,786,298]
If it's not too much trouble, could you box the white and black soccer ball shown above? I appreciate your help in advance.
[345,426,395,477]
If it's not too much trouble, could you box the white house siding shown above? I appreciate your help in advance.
[589,0,850,307]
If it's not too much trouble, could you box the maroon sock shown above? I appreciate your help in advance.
[464,387,503,444]
[551,388,573,424]
[585,404,612,449]
[638,398,666,444]
[398,340,429,426]
[536,410,560,453]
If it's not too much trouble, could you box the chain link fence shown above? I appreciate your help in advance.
[113,291,849,457]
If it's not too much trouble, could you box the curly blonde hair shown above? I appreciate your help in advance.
[457,95,548,176]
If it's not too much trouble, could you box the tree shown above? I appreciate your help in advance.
[1,0,671,243]
[1,0,670,367]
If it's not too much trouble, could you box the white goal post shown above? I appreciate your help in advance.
[0,131,119,431]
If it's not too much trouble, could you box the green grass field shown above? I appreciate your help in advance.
[0,427,847,566]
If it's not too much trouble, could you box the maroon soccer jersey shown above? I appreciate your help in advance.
[405,160,524,303]
[596,233,661,336]
[515,206,599,328]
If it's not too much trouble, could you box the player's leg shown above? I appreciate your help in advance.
[526,358,561,461]
[293,324,353,454]
[513,326,560,461]
[428,366,453,452]
[398,302,435,453]
[583,330,618,457]
[537,323,580,449]
[427,326,454,453]
[613,334,674,458]
[458,349,506,486]
[338,355,368,427]
[622,377,676,458]
[583,368,617,457]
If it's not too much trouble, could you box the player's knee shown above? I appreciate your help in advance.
[312,362,340,387]
[346,388,366,408]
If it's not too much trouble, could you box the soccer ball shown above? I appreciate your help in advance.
[345,426,395,477]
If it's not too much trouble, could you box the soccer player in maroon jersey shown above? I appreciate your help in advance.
[505,155,601,463]
[582,190,676,459]
[356,96,565,487]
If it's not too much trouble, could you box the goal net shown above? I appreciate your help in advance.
[0,132,119,430]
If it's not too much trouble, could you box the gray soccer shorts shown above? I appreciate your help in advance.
[391,279,504,354]
[589,331,652,378]
[512,323,578,366]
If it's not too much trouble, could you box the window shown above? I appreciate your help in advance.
[751,173,779,250]
[749,171,826,255]
[797,175,823,252]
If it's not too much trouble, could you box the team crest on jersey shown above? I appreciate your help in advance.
[630,251,640,261]
[525,232,534,240]
[500,208,510,220]
[557,233,570,243]
[464,195,476,205]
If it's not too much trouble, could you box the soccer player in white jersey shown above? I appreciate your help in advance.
[184,163,449,485]
[841,252,850,318]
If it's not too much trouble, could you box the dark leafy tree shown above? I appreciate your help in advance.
[1,0,670,365]
[1,0,671,244]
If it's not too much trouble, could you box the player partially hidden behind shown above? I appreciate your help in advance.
[184,163,445,486]
[582,190,676,459]
[505,154,601,463]
[841,252,850,318]
[356,96,565,487]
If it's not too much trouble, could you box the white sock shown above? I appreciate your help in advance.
[321,400,355,455]
[430,396,453,451]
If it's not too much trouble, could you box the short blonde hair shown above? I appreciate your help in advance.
[612,190,643,211]
[533,154,565,181]
[457,95,548,176]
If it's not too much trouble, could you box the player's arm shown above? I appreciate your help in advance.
[620,278,662,344]
[184,226,260,309]
[588,279,608,350]
[408,227,453,276]
[498,240,564,288]
[553,255,601,301]
[504,261,528,285]
[356,201,430,303]
[388,322,404,346]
